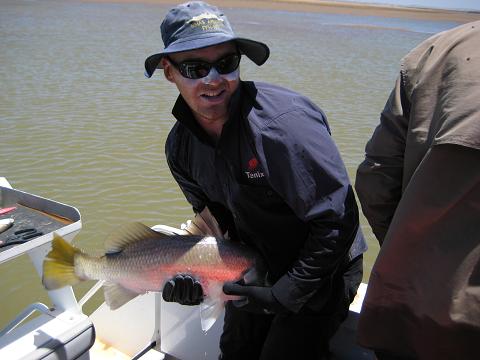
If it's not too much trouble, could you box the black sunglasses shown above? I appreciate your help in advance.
[167,53,241,80]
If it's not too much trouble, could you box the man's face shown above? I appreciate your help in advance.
[162,42,240,125]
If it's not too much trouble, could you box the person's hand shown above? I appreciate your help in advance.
[162,274,204,305]
[223,281,288,314]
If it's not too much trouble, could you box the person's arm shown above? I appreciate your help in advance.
[258,105,360,313]
[166,143,208,214]
[166,144,235,237]
[268,192,359,313]
[355,74,410,244]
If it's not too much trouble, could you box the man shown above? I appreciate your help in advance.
[145,2,366,359]
[355,21,480,359]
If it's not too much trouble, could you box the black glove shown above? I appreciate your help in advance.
[162,274,204,305]
[223,281,288,314]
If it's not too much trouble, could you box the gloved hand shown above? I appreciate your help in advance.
[223,281,288,314]
[162,274,204,305]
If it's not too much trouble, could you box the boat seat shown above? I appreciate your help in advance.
[0,309,95,360]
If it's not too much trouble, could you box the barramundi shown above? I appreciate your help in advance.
[42,221,257,331]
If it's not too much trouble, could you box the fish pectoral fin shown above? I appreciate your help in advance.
[103,282,142,310]
[199,298,224,332]
[199,282,225,332]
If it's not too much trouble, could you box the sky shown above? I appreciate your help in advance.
[347,0,480,11]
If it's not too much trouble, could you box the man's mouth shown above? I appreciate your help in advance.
[201,89,225,99]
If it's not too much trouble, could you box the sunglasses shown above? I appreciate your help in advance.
[167,53,241,80]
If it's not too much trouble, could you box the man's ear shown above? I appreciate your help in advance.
[161,58,175,83]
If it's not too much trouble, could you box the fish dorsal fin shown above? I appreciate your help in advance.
[183,206,224,239]
[104,222,168,254]
[103,281,142,310]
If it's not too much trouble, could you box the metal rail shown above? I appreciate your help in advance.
[0,302,51,337]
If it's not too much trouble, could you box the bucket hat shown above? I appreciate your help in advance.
[144,1,270,78]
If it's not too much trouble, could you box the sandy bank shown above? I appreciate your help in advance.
[82,0,480,23]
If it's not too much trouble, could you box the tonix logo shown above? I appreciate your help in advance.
[245,157,265,179]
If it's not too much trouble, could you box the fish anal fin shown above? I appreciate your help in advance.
[104,222,169,254]
[103,282,142,310]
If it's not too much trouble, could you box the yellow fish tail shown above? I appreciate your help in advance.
[42,233,83,290]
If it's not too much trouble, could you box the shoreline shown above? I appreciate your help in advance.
[81,0,480,23]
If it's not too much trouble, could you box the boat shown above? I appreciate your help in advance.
[0,177,374,359]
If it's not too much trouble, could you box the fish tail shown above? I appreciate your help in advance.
[42,233,83,290]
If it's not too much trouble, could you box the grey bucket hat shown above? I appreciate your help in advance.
[144,1,270,78]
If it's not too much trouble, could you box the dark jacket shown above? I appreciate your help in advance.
[166,80,366,313]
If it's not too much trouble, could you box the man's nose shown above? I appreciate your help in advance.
[201,67,222,85]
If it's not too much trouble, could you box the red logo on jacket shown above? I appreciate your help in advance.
[245,157,265,180]
[248,157,259,171]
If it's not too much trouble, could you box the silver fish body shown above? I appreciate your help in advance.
[75,234,255,297]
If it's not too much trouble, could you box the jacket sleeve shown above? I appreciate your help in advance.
[355,73,410,244]
[165,130,208,213]
[256,105,360,313]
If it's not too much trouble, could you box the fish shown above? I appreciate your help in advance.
[187,12,225,24]
[42,221,257,331]
[0,218,14,234]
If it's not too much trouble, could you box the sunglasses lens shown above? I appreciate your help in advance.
[216,54,240,74]
[181,63,211,79]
